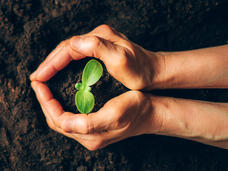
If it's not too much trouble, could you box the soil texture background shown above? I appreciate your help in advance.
[1,0,228,170]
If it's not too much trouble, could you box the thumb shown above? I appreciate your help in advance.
[60,109,113,134]
[70,35,119,64]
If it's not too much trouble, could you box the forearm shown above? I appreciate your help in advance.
[147,95,228,149]
[151,45,228,89]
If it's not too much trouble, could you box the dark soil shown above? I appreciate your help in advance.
[1,0,228,170]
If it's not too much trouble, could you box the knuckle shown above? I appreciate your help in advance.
[82,116,90,134]
[59,40,68,50]
[60,40,67,46]
[61,116,91,134]
[78,115,91,134]
[97,24,114,35]
[85,144,98,151]
[61,119,72,133]
[94,24,128,40]
[85,145,98,151]
[88,36,103,49]
[87,115,94,134]
[57,40,66,48]
[85,140,103,151]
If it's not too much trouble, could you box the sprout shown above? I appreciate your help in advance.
[75,59,103,113]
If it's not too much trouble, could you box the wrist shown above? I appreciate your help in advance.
[143,94,168,134]
[144,51,169,90]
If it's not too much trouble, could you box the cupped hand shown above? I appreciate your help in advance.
[30,25,164,150]
[30,24,163,90]
[31,81,161,150]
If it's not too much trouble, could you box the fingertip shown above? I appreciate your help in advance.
[30,71,36,81]
[31,81,38,91]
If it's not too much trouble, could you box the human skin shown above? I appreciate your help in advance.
[30,24,228,150]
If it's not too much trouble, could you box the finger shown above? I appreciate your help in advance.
[87,25,132,53]
[36,42,65,70]
[29,25,117,82]
[88,24,128,41]
[39,102,81,140]
[30,81,86,134]
[41,102,105,150]
[31,81,65,123]
[31,81,101,134]
[57,91,131,134]
[40,103,61,132]
[39,100,91,145]
[31,81,90,134]
[39,93,130,151]
[58,111,111,134]
[70,35,121,66]
[34,83,116,150]
[30,25,128,82]
[30,42,65,81]
[59,92,133,134]
[30,40,84,82]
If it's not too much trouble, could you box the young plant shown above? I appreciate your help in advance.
[75,59,103,113]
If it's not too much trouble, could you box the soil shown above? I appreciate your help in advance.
[1,0,228,170]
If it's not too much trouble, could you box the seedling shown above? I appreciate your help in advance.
[75,59,103,113]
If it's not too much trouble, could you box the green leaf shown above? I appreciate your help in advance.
[75,59,103,113]
[75,90,95,114]
[82,59,103,86]
[75,82,82,90]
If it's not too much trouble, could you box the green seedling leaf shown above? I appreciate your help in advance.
[75,59,103,113]
[82,59,103,86]
[75,90,95,114]
[75,82,82,90]
[75,83,91,91]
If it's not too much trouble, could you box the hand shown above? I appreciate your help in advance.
[29,24,164,150]
[32,80,228,150]
[30,24,228,150]
[30,24,164,90]
[31,81,161,150]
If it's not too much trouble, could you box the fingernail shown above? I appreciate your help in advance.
[70,36,82,49]
[30,71,36,81]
